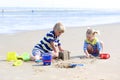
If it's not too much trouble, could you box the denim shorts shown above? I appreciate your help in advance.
[91,53,99,57]
[32,48,44,56]
[90,49,99,57]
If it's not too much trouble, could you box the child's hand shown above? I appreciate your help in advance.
[54,52,59,57]
[86,54,91,58]
[85,50,92,58]
[51,51,59,58]
[86,54,95,58]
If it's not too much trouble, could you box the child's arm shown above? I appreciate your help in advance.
[57,40,64,52]
[83,41,91,58]
[50,41,58,57]
[84,50,91,58]
[97,41,103,53]
[58,45,64,52]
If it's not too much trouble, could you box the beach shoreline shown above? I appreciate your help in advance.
[0,23,120,80]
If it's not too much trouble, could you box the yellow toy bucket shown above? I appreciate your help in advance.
[6,52,17,61]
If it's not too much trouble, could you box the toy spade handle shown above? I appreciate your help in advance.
[70,64,84,68]
[76,64,84,66]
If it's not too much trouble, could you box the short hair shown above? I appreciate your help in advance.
[53,22,65,33]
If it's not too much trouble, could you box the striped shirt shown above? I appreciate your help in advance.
[34,30,61,53]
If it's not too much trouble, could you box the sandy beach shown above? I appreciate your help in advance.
[0,23,120,80]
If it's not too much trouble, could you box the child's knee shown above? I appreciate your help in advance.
[87,44,94,53]
[87,44,93,50]
[32,49,41,56]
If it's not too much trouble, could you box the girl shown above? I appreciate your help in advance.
[83,28,103,58]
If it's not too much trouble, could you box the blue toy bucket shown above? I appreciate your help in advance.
[42,53,52,66]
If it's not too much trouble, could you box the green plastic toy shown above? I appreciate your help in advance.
[22,52,30,61]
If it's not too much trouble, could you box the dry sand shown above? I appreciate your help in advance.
[0,23,120,80]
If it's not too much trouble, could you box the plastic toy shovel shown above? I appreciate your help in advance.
[69,64,84,68]
[13,60,23,66]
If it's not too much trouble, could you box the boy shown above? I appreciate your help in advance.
[83,28,103,58]
[32,22,65,61]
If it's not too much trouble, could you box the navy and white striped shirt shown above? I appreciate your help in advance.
[34,30,61,53]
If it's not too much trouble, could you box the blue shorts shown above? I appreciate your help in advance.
[91,53,99,57]
[90,49,99,57]
[32,48,44,56]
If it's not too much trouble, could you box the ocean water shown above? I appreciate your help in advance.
[0,7,120,34]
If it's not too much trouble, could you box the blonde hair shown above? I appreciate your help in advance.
[86,27,100,36]
[53,22,65,33]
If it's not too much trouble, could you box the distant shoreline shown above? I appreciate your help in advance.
[0,7,120,12]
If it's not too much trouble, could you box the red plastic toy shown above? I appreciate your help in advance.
[99,53,110,59]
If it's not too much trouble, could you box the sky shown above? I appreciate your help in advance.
[0,0,120,9]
